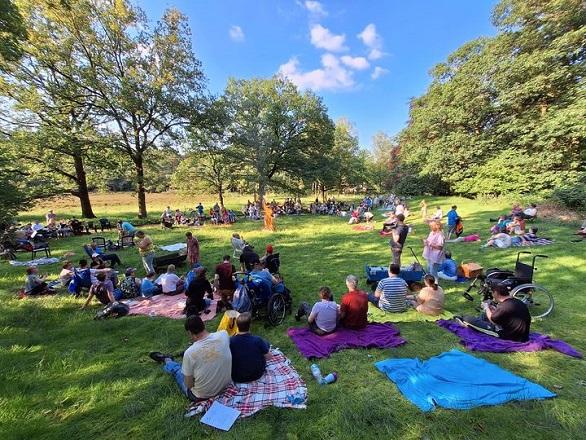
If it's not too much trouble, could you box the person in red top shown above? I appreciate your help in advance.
[214,255,236,312]
[339,274,368,329]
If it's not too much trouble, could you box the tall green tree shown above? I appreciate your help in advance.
[222,77,335,201]
[21,0,207,217]
[0,0,27,63]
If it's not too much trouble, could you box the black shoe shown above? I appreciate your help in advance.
[294,313,301,322]
[149,351,173,363]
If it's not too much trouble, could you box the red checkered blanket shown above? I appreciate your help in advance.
[185,349,307,418]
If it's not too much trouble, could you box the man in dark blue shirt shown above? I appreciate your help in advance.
[229,312,271,382]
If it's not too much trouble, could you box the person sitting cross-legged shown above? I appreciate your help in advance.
[81,272,120,309]
[149,315,233,402]
[408,274,445,316]
[368,264,408,313]
[456,284,531,342]
[229,312,272,383]
[437,250,458,281]
[295,286,338,335]
[339,275,368,330]
[156,264,184,295]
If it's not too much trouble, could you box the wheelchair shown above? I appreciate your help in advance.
[462,252,554,319]
[233,272,291,326]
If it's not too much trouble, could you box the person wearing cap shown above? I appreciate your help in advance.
[260,244,280,274]
[119,267,141,299]
[155,264,185,295]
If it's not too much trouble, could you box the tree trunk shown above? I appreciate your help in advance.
[218,184,225,208]
[73,153,96,218]
[135,154,148,218]
[258,180,266,205]
[321,183,326,202]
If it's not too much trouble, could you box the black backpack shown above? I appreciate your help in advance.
[94,302,130,320]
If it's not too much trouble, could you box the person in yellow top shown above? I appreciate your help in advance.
[408,274,445,316]
[134,230,155,274]
[419,199,428,220]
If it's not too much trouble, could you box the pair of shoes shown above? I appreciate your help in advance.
[149,351,174,363]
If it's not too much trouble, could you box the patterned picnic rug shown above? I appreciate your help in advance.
[186,349,307,418]
[124,294,217,321]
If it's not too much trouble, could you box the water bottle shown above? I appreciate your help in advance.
[322,372,337,384]
[310,364,323,383]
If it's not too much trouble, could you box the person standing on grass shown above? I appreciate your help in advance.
[446,205,459,239]
[134,230,155,274]
[215,255,236,313]
[368,264,408,313]
[423,221,445,277]
[388,213,408,266]
[229,312,271,383]
[149,315,233,401]
[339,275,368,329]
[185,232,200,267]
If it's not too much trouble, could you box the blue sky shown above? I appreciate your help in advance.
[137,0,498,148]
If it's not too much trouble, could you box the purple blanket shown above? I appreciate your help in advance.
[437,320,582,358]
[287,323,406,359]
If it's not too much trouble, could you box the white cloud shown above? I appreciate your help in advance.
[368,48,384,60]
[229,25,245,42]
[278,53,355,91]
[371,66,389,80]
[310,24,347,52]
[357,24,385,59]
[304,0,327,17]
[341,55,370,70]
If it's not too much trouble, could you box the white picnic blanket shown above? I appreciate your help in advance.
[9,257,60,267]
[159,243,187,252]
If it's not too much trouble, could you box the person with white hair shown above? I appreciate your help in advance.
[339,274,368,329]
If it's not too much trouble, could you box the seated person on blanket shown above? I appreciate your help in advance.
[437,250,458,281]
[89,243,122,267]
[407,274,445,316]
[482,232,512,249]
[141,272,162,297]
[521,204,538,220]
[184,266,212,316]
[295,286,338,335]
[368,264,408,313]
[339,275,368,330]
[119,267,141,299]
[506,215,525,235]
[230,312,272,383]
[457,284,531,342]
[149,315,232,402]
[155,264,185,295]
[24,266,55,295]
[81,272,121,309]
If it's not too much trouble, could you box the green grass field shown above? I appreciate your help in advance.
[1,193,585,440]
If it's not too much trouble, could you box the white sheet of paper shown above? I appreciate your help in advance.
[200,401,240,431]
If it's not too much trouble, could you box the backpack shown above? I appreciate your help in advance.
[94,302,129,320]
[231,284,252,313]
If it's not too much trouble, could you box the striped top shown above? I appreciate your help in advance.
[376,276,408,312]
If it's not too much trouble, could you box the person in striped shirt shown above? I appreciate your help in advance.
[368,264,408,313]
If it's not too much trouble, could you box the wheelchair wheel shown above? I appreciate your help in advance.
[266,293,286,326]
[511,283,554,319]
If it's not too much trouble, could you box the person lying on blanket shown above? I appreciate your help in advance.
[367,264,408,313]
[149,315,232,402]
[456,284,531,342]
[339,275,368,330]
[295,287,338,335]
[230,312,272,383]
[407,274,445,316]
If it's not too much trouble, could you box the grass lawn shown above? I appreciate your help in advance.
[1,193,585,440]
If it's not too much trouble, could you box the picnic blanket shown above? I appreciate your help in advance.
[159,243,187,252]
[288,323,406,359]
[185,349,307,418]
[368,303,453,323]
[375,349,556,412]
[124,294,217,322]
[352,224,374,231]
[437,319,582,358]
[513,237,554,247]
[9,257,60,266]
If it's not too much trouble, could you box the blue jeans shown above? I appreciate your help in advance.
[162,359,199,401]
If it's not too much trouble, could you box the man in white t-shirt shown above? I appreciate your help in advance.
[149,315,232,401]
[155,264,184,295]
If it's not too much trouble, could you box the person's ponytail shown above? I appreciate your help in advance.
[424,274,438,290]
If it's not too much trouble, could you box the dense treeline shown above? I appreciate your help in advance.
[398,0,585,201]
